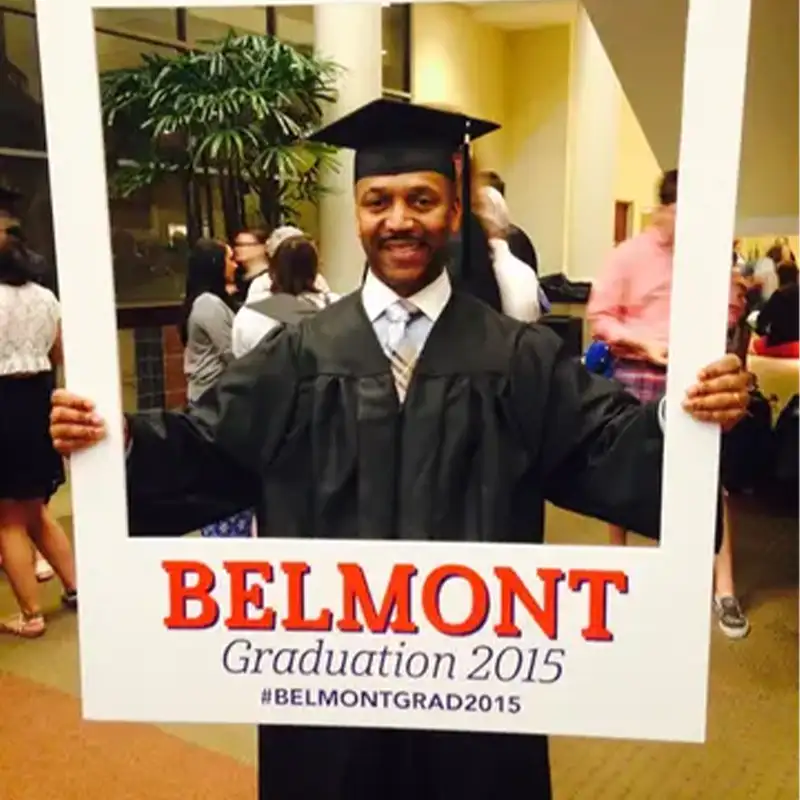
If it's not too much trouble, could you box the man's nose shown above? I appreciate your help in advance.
[385,201,414,232]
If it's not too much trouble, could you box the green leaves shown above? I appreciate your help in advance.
[99,31,342,230]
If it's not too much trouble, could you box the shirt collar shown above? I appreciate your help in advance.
[361,268,452,323]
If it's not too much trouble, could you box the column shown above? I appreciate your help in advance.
[563,7,621,281]
[314,4,383,294]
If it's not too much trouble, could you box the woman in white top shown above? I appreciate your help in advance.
[0,230,77,637]
[476,186,543,323]
[233,231,339,358]
[233,235,339,359]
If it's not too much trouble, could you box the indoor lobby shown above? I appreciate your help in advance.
[0,1,797,797]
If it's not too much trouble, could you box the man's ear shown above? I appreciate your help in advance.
[449,194,463,235]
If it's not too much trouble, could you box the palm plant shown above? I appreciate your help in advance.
[100,32,342,239]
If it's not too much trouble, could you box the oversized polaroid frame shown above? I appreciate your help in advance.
[36,0,751,742]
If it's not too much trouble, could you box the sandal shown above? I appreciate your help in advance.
[1,612,46,638]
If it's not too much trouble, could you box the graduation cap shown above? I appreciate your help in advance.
[308,99,503,308]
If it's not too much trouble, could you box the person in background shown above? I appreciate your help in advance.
[752,244,782,304]
[246,226,334,300]
[0,212,56,583]
[180,239,239,405]
[232,235,339,358]
[732,238,746,271]
[180,238,254,537]
[587,168,750,639]
[0,230,77,637]
[752,262,799,358]
[231,227,269,302]
[475,185,544,322]
[480,169,539,275]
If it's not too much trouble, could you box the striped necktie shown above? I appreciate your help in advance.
[384,300,423,403]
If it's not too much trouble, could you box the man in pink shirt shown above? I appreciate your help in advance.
[588,169,750,639]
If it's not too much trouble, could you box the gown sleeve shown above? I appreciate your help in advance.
[513,325,722,547]
[125,326,298,536]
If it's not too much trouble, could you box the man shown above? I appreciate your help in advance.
[587,169,751,639]
[480,169,539,275]
[51,100,749,800]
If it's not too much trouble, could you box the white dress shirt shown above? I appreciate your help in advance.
[362,266,451,354]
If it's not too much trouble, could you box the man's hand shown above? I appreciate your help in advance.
[50,389,109,455]
[682,354,749,431]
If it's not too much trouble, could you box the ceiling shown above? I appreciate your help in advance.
[465,0,578,30]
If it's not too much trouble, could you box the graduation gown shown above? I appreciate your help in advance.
[126,290,673,800]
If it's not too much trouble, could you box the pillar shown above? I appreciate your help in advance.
[563,7,621,281]
[314,4,383,294]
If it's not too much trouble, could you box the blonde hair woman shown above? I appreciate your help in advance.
[474,185,543,323]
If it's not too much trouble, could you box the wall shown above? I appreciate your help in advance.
[411,4,508,172]
[584,0,799,235]
[504,25,572,275]
[614,91,661,235]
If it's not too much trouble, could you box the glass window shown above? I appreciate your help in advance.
[93,9,178,40]
[1,2,35,12]
[186,7,267,45]
[95,31,179,73]
[382,4,410,95]
[275,6,314,48]
[95,32,190,306]
[110,175,190,306]
[0,9,46,150]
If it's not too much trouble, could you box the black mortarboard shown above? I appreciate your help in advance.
[309,99,504,310]
[307,98,499,184]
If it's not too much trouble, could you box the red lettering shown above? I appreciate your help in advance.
[281,562,333,631]
[163,560,219,629]
[224,561,276,630]
[568,569,629,641]
[493,567,564,639]
[337,564,418,633]
[422,565,489,636]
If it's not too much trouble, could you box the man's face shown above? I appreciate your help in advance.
[355,171,460,296]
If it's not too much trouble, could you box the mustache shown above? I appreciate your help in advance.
[379,235,425,248]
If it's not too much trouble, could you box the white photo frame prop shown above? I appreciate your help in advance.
[36,0,751,742]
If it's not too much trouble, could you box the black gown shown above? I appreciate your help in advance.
[125,289,697,800]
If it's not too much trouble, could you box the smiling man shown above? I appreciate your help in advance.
[50,99,750,800]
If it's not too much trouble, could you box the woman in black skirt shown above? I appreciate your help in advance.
[0,228,77,637]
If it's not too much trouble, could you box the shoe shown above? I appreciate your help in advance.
[35,556,54,583]
[714,595,750,639]
[1,612,46,638]
[62,590,77,610]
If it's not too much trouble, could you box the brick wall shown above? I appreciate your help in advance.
[118,308,187,413]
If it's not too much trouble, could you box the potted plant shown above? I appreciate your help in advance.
[100,31,342,240]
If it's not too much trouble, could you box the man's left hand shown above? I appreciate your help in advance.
[682,354,749,431]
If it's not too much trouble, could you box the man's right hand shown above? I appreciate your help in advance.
[50,389,111,456]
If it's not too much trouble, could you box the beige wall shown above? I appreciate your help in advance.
[505,26,572,275]
[411,4,508,174]
[584,0,799,235]
[614,92,661,236]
